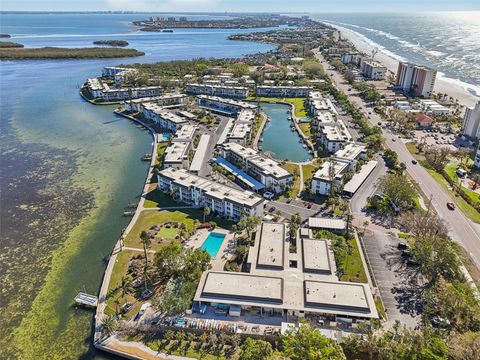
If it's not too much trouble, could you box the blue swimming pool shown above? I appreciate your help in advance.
[200,232,226,258]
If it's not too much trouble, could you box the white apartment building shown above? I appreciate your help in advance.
[341,52,363,66]
[86,78,162,102]
[360,59,386,80]
[474,143,480,168]
[195,95,257,115]
[333,143,367,170]
[311,159,350,196]
[418,99,452,116]
[227,122,252,145]
[219,142,293,193]
[124,94,189,112]
[308,92,338,116]
[157,168,264,220]
[462,101,480,139]
[256,86,313,98]
[163,141,191,169]
[142,104,187,132]
[185,83,249,99]
[395,62,437,97]
[317,121,352,153]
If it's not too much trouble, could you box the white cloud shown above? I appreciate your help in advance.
[106,0,220,12]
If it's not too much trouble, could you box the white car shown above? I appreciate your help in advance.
[263,192,274,200]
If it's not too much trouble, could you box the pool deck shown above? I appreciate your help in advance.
[187,228,235,271]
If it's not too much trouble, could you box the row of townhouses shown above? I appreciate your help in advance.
[157,168,264,220]
[218,142,294,193]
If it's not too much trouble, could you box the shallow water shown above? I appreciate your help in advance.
[0,13,274,359]
[260,102,312,162]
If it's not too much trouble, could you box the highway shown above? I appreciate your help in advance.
[314,51,480,268]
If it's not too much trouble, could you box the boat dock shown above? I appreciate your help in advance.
[74,292,98,308]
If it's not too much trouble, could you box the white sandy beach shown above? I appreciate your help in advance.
[329,23,480,108]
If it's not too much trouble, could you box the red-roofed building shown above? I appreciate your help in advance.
[416,113,434,128]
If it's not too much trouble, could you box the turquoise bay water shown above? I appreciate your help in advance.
[0,13,274,359]
[260,102,312,162]
[201,232,227,258]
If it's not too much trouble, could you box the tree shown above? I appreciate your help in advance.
[120,275,133,300]
[181,248,211,281]
[140,230,151,291]
[239,338,273,360]
[282,324,346,360]
[448,332,480,360]
[383,149,398,168]
[424,145,451,172]
[412,236,461,283]
[237,215,261,238]
[203,205,211,223]
[154,242,184,279]
[377,174,416,211]
[344,70,355,84]
[288,213,302,241]
[398,209,448,239]
[101,315,117,337]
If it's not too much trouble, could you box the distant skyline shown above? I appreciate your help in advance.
[2,0,480,13]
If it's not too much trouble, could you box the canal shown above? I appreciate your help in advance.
[259,102,312,163]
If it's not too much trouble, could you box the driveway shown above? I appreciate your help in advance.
[268,199,322,222]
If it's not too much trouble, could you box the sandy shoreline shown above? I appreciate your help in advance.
[329,23,480,108]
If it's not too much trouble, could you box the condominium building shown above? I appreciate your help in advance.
[462,101,480,139]
[193,222,378,321]
[308,92,338,116]
[124,94,189,112]
[227,122,253,145]
[360,59,386,80]
[418,99,452,116]
[316,121,352,153]
[311,159,350,196]
[341,52,363,66]
[474,143,480,169]
[195,95,257,115]
[219,142,293,193]
[185,83,249,99]
[142,104,187,132]
[256,86,313,98]
[333,143,367,169]
[157,168,264,220]
[395,61,437,97]
[86,78,162,102]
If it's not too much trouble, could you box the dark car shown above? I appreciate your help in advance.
[268,206,276,213]
[286,198,292,204]
[411,159,418,164]
[397,242,408,250]
[447,202,455,210]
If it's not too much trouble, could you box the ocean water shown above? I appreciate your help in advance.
[312,12,480,93]
[0,13,274,360]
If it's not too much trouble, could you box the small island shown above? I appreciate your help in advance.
[0,41,24,48]
[0,34,11,38]
[93,40,129,47]
[0,46,145,60]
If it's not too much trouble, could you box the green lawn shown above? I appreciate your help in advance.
[281,162,301,198]
[249,96,308,117]
[298,122,312,137]
[426,168,480,223]
[444,161,480,205]
[144,184,183,208]
[302,162,319,182]
[155,141,169,166]
[340,237,368,283]
[375,297,387,320]
[156,227,178,239]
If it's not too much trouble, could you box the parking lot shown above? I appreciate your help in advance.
[268,198,323,222]
[412,128,462,151]
[362,231,422,328]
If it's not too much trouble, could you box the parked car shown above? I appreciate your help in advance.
[120,302,133,314]
[411,159,418,164]
[397,242,409,250]
[447,202,455,210]
[286,197,292,203]
[263,191,274,200]
[268,206,276,213]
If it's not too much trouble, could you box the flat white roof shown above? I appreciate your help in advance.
[189,134,210,172]
[200,271,283,303]
[257,222,285,269]
[334,143,366,161]
[174,124,197,141]
[308,217,346,230]
[312,160,349,181]
[305,281,371,311]
[302,239,332,274]
[164,141,190,164]
[343,160,378,195]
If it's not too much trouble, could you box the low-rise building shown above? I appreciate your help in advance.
[256,86,312,98]
[124,94,188,112]
[162,125,197,169]
[308,217,347,234]
[311,159,350,196]
[219,142,293,193]
[415,113,434,128]
[332,143,367,169]
[418,99,452,116]
[86,78,162,102]
[185,83,249,99]
[193,222,378,321]
[474,143,480,168]
[157,168,264,220]
[308,92,338,116]
[317,122,352,153]
[228,122,253,145]
[195,95,257,115]
[360,59,386,80]
[341,52,363,66]
[142,104,187,132]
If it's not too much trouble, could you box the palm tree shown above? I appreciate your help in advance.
[101,315,117,337]
[140,230,151,291]
[120,275,133,300]
[203,205,211,223]
[113,299,121,316]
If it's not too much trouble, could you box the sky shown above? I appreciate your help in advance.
[2,0,480,13]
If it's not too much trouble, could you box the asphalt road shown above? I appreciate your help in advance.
[315,51,480,268]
